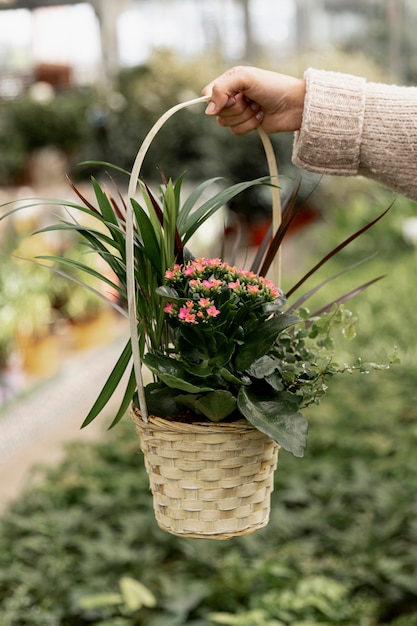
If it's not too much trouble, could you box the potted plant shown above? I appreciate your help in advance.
[1,97,394,539]
[51,246,118,351]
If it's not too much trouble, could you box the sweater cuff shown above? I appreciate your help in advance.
[292,68,366,175]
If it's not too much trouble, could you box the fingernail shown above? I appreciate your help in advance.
[224,96,236,109]
[255,110,264,121]
[205,101,217,115]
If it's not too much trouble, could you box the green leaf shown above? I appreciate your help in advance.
[162,179,179,263]
[235,313,300,371]
[144,352,213,393]
[195,390,237,422]
[119,576,156,611]
[247,355,278,378]
[342,323,357,340]
[131,198,163,272]
[237,387,308,457]
[156,285,180,299]
[218,367,246,385]
[177,176,224,229]
[78,592,122,610]
[81,340,132,428]
[107,365,137,429]
[91,177,125,250]
[145,384,180,416]
[157,373,213,393]
[180,178,269,245]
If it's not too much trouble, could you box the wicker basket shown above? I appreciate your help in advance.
[130,405,280,540]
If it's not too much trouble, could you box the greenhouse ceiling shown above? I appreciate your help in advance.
[0,0,84,9]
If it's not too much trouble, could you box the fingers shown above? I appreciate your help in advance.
[202,66,253,114]
[204,92,263,135]
[219,100,264,135]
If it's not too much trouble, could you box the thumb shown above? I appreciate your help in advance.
[204,95,236,116]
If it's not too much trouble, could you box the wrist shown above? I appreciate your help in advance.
[289,79,306,131]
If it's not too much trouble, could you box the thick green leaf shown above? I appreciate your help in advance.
[143,351,185,378]
[235,313,300,371]
[155,285,179,299]
[145,384,180,416]
[144,352,213,392]
[195,390,237,422]
[154,372,213,393]
[237,387,308,457]
[247,355,278,378]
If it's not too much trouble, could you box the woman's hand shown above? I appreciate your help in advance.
[202,66,306,135]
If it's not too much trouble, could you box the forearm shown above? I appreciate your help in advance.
[293,68,417,201]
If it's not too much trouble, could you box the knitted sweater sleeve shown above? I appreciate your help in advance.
[292,68,417,201]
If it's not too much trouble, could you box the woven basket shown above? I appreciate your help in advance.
[130,405,280,540]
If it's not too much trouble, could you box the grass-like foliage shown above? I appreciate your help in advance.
[1,167,395,457]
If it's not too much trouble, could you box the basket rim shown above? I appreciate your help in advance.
[130,404,277,438]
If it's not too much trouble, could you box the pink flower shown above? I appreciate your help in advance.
[199,297,211,308]
[228,280,240,290]
[178,307,196,323]
[206,305,220,317]
[186,260,205,275]
[165,264,182,280]
[248,285,260,294]
[164,302,174,314]
[202,279,222,290]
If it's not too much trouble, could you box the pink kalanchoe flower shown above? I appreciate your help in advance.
[199,297,211,308]
[206,305,220,317]
[184,264,198,276]
[164,302,174,314]
[248,285,260,294]
[165,264,182,280]
[203,258,222,268]
[202,278,223,290]
[178,307,196,323]
[228,279,240,290]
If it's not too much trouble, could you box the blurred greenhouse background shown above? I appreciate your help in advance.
[2,1,417,625]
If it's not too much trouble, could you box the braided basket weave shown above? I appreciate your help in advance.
[130,405,280,540]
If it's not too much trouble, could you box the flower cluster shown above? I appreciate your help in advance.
[163,258,282,326]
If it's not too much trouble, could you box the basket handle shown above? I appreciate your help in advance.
[126,95,281,421]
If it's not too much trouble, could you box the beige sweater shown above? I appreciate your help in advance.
[292,68,417,201]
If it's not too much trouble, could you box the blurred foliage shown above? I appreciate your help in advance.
[1,179,417,624]
[0,89,92,184]
[0,50,295,223]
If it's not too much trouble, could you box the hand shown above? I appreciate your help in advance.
[202,66,306,136]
